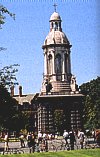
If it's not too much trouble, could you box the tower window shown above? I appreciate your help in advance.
[51,22,53,28]
[55,54,61,74]
[54,22,58,31]
[47,54,52,75]
[65,53,69,73]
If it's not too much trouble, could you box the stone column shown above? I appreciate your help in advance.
[62,52,65,81]
[66,51,69,74]
[44,52,47,75]
[68,51,71,74]
[52,50,56,81]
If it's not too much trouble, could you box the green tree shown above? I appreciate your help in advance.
[0,64,19,89]
[0,5,18,89]
[0,4,15,51]
[0,84,19,131]
[80,77,100,129]
[54,109,64,134]
[0,64,20,131]
[0,4,15,28]
[0,5,20,132]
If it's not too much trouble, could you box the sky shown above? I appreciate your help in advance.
[0,0,99,95]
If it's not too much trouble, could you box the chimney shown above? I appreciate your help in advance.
[19,86,22,97]
[10,86,14,97]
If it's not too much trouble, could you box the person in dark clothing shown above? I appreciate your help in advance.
[27,133,32,148]
[69,130,75,150]
[27,133,35,153]
[31,133,35,153]
[96,130,100,146]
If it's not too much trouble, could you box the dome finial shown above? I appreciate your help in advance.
[53,3,57,12]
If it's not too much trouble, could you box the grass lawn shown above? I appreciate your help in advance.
[0,149,100,157]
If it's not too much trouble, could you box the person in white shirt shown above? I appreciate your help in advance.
[63,130,69,146]
[38,131,42,143]
[4,133,9,151]
[43,133,46,138]
[78,129,85,149]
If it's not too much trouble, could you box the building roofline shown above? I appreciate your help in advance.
[39,94,84,98]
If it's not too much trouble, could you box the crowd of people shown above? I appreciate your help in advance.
[1,129,100,153]
[63,129,100,150]
[19,132,36,153]
[63,129,85,150]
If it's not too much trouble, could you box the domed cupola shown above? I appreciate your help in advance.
[44,30,70,46]
[41,10,77,96]
[43,11,70,47]
[50,12,61,21]
[49,11,62,31]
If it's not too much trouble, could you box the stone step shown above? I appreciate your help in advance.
[52,81,71,90]
[41,81,72,95]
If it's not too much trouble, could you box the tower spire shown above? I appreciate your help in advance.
[53,3,57,12]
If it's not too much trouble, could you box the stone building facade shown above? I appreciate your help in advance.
[37,11,84,133]
[13,10,84,134]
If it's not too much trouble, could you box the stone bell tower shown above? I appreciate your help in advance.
[38,9,83,133]
[41,11,78,95]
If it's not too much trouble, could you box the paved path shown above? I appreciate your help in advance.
[0,139,77,153]
[0,138,97,154]
[0,141,30,153]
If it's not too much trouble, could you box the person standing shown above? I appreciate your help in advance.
[19,134,25,148]
[96,130,100,146]
[63,130,69,146]
[78,129,85,149]
[31,133,35,153]
[27,132,32,148]
[69,130,75,150]
[4,132,9,151]
[38,131,42,143]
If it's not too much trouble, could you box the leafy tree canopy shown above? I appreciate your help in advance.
[0,64,20,131]
[0,4,15,51]
[0,4,15,28]
[79,77,100,130]
[0,84,19,131]
[0,64,19,89]
[0,66,19,132]
[54,109,64,134]
[0,5,20,132]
